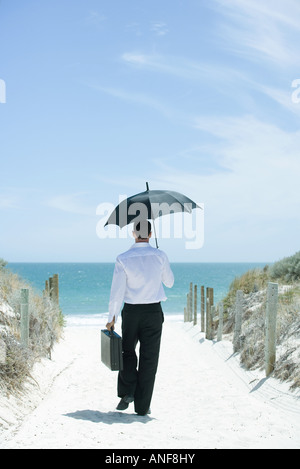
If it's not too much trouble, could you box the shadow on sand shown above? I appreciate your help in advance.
[64,409,154,425]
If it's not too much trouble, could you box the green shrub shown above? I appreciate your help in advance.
[223,266,269,311]
[270,251,300,282]
[0,258,7,270]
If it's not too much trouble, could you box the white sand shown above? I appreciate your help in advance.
[0,319,300,449]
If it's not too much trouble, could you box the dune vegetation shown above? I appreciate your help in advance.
[221,251,300,390]
[0,259,64,394]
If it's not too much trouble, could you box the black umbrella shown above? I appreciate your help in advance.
[105,182,201,248]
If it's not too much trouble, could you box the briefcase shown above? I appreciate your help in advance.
[101,330,123,371]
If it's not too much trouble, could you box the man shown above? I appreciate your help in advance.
[106,220,174,416]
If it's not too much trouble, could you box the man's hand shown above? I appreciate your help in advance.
[106,316,115,331]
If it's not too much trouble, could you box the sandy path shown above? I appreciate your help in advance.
[0,320,300,449]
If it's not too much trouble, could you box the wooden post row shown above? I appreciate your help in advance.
[183,281,279,371]
[184,284,215,334]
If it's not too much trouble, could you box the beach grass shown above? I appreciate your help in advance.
[0,259,63,394]
[221,251,300,390]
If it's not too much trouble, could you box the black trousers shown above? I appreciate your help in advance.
[118,302,164,415]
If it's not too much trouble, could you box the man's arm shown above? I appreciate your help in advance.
[162,254,174,288]
[106,316,115,331]
[107,258,127,329]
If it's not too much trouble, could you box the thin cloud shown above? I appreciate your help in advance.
[125,22,142,37]
[0,195,19,210]
[88,83,176,119]
[154,115,300,223]
[121,51,246,84]
[122,53,149,66]
[121,51,210,79]
[84,10,106,27]
[47,193,95,217]
[256,84,300,116]
[151,22,169,36]
[212,0,300,66]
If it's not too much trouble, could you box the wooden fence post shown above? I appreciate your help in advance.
[209,287,214,307]
[201,286,205,332]
[217,302,224,342]
[206,298,213,340]
[211,305,216,338]
[194,284,198,326]
[49,276,53,299]
[186,293,190,322]
[20,288,30,347]
[189,282,193,322]
[45,279,49,296]
[52,274,59,308]
[206,296,209,337]
[185,293,189,322]
[48,274,59,308]
[265,282,279,377]
[233,290,243,353]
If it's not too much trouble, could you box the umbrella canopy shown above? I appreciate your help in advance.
[105,182,201,248]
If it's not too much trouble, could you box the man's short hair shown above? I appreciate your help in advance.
[134,220,152,239]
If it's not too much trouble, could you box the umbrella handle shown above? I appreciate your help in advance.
[152,218,159,249]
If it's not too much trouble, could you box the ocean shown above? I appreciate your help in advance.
[7,262,267,326]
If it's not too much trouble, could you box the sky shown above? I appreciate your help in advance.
[0,0,300,263]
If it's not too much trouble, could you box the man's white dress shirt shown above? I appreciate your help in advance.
[108,243,174,323]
